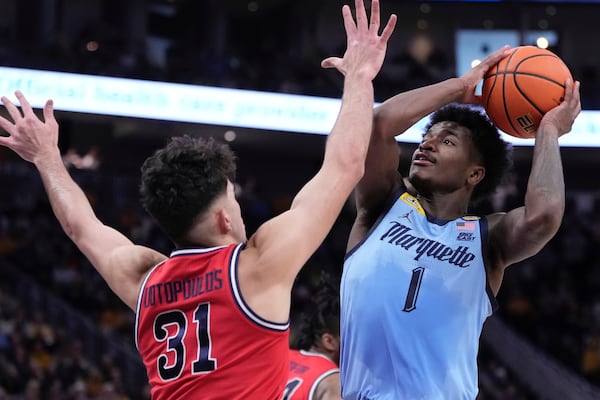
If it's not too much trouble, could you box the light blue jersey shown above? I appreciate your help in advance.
[340,189,496,400]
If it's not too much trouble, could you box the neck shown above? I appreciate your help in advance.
[185,226,239,248]
[410,189,470,220]
[308,345,333,362]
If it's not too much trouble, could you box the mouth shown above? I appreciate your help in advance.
[413,152,435,165]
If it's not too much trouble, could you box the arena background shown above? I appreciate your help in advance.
[1,1,600,399]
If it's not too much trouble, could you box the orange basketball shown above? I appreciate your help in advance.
[482,46,572,139]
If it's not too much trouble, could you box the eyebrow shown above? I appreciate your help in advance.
[422,130,460,140]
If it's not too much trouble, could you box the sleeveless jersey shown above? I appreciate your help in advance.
[284,349,340,400]
[340,190,496,400]
[135,243,290,400]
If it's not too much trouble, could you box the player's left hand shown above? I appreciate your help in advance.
[321,0,397,81]
[0,90,59,163]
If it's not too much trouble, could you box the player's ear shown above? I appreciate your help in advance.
[216,208,232,234]
[467,165,485,186]
[321,333,339,352]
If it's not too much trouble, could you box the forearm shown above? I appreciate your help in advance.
[325,73,375,176]
[373,77,466,137]
[524,127,565,227]
[34,150,99,240]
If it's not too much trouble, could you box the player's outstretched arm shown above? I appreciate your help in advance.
[0,91,166,310]
[243,0,396,315]
[487,79,581,290]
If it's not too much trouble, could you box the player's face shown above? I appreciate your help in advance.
[408,121,481,195]
[225,180,247,242]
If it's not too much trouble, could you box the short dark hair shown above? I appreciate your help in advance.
[140,136,236,244]
[424,104,512,204]
[294,271,340,351]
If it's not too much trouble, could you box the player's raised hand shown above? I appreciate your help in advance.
[539,78,581,137]
[457,45,512,105]
[0,91,59,163]
[321,0,397,80]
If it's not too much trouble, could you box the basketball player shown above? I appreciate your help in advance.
[0,1,397,398]
[335,45,582,398]
[284,274,341,400]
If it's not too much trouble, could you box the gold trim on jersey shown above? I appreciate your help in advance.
[400,192,426,216]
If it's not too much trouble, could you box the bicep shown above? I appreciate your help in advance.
[489,207,555,270]
[73,220,166,310]
[74,219,136,273]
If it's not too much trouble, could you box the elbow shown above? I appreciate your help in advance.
[532,213,562,237]
[341,155,365,184]
[62,220,81,243]
[525,201,564,238]
[352,161,366,182]
[61,218,76,239]
[61,215,96,244]
[373,106,395,140]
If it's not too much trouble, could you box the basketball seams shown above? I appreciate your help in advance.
[512,73,545,124]
[482,71,498,113]
[501,49,526,138]
[490,71,566,88]
[513,53,568,87]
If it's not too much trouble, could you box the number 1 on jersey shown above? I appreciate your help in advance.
[192,303,216,374]
[403,267,424,312]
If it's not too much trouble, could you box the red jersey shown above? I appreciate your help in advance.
[283,349,339,400]
[136,243,290,400]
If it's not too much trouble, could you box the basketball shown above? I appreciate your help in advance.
[481,46,572,139]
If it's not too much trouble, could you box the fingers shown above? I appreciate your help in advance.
[369,0,381,33]
[354,0,368,32]
[380,14,397,43]
[321,57,342,71]
[15,90,34,116]
[562,79,580,107]
[573,80,581,107]
[481,45,511,68]
[565,79,582,117]
[0,113,15,137]
[43,99,56,124]
[0,134,13,149]
[563,78,573,100]
[1,95,23,123]
[341,5,356,37]
[1,92,56,132]
[569,79,581,102]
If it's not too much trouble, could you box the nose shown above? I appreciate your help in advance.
[418,137,435,151]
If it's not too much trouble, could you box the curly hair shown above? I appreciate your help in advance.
[424,103,513,204]
[294,271,340,351]
[139,135,236,244]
